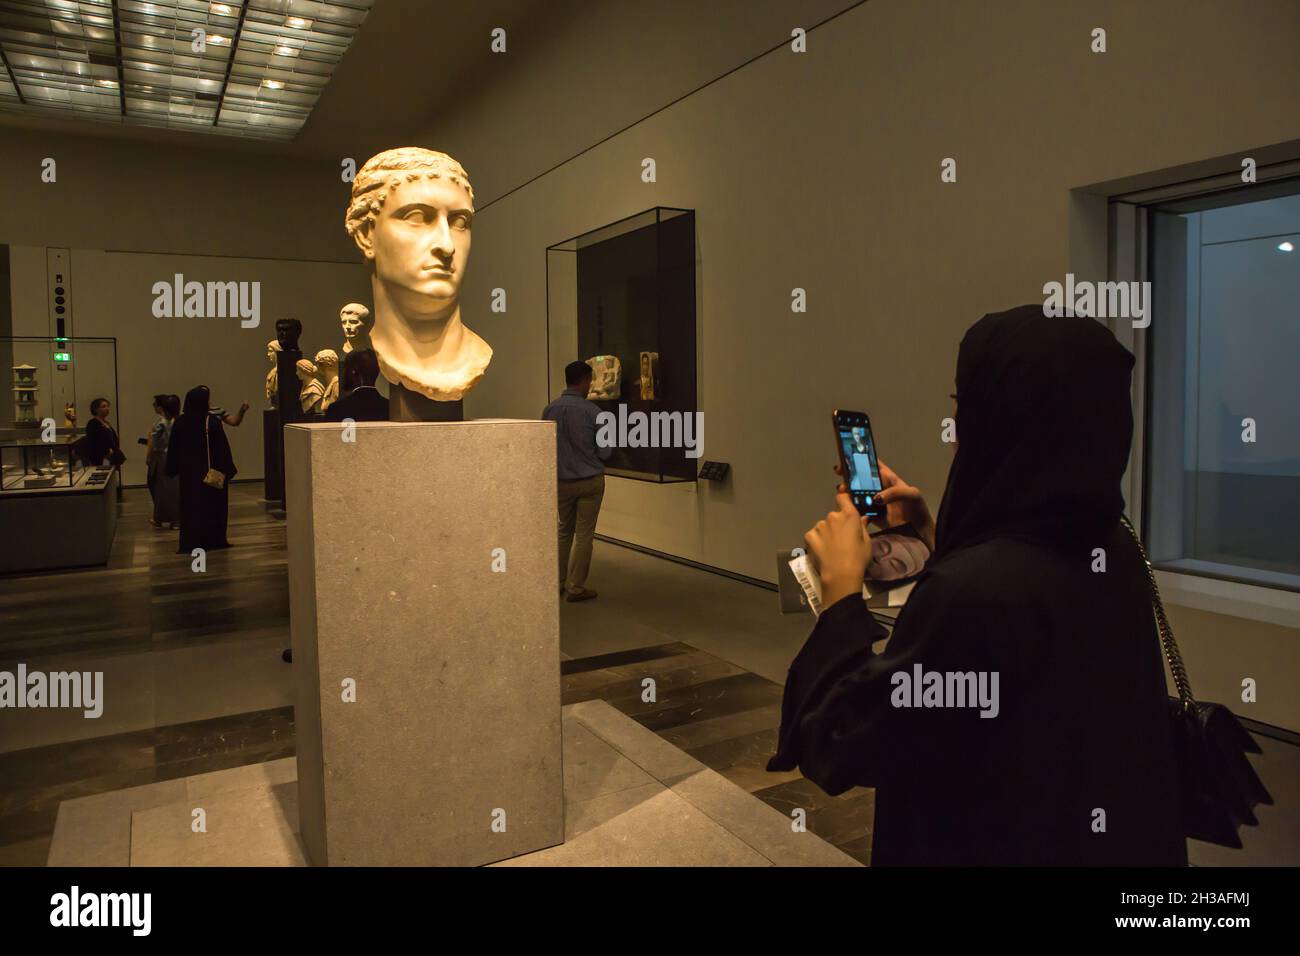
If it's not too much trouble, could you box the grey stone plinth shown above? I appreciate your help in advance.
[284,419,562,865]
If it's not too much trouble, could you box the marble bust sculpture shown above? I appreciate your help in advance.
[344,147,491,405]
[297,359,324,414]
[266,340,282,407]
[314,349,340,411]
[339,303,373,354]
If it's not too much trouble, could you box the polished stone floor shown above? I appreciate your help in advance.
[48,701,861,867]
[1,483,1295,866]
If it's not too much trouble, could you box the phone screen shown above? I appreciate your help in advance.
[834,410,883,517]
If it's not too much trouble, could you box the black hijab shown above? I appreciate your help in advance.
[166,385,237,479]
[930,305,1135,562]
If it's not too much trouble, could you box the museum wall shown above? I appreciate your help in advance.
[454,0,1300,728]
[0,127,357,261]
[7,245,368,488]
[0,128,371,487]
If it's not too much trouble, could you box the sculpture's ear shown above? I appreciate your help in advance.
[351,221,376,260]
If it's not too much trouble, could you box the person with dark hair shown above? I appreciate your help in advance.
[83,397,123,467]
[150,394,181,528]
[144,394,169,526]
[165,385,237,553]
[326,349,387,422]
[769,306,1186,866]
[541,359,612,602]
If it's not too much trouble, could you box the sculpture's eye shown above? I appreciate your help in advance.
[450,213,471,230]
[402,209,432,225]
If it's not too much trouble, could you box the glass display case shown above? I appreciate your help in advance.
[546,207,698,483]
[0,438,86,492]
[0,336,118,442]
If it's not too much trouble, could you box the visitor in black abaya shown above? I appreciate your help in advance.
[769,305,1187,866]
[166,385,237,554]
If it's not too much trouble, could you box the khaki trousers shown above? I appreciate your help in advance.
[557,473,605,592]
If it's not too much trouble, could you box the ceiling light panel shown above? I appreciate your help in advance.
[0,0,373,140]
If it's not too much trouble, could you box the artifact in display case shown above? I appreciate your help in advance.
[13,364,39,427]
[339,302,373,355]
[585,354,622,400]
[345,147,489,418]
[1,439,86,492]
[63,402,77,428]
[637,351,660,400]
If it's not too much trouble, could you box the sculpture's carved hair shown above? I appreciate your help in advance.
[314,349,339,369]
[345,147,474,240]
[296,359,318,377]
[341,302,371,319]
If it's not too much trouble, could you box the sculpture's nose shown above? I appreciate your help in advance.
[429,216,455,260]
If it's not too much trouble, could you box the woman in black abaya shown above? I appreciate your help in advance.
[166,386,237,554]
[770,306,1187,866]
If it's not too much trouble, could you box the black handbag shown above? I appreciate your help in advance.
[1122,516,1273,849]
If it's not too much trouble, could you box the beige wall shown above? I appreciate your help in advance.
[0,127,356,261]
[9,246,369,487]
[458,0,1300,728]
[1,128,371,487]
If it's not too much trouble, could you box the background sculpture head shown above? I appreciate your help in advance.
[339,303,372,340]
[345,147,474,319]
[313,349,339,373]
[275,318,303,351]
[296,359,317,383]
[267,339,281,363]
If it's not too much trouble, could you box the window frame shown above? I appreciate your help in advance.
[1107,160,1300,627]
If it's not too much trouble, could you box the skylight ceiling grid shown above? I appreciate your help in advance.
[0,0,373,140]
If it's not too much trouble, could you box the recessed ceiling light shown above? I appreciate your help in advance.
[1279,241,1295,253]
[0,0,372,141]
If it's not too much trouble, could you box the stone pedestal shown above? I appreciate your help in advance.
[284,419,562,866]
[262,409,283,502]
[275,349,303,509]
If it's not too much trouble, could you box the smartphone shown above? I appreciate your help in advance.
[833,409,884,518]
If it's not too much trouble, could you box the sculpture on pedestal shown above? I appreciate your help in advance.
[276,318,302,352]
[297,359,324,414]
[585,355,621,400]
[339,303,373,355]
[266,340,282,408]
[345,147,490,420]
[314,349,340,412]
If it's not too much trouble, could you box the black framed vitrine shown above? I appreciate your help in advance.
[545,207,697,483]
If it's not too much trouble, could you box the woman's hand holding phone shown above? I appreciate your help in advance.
[805,492,872,609]
[834,459,936,552]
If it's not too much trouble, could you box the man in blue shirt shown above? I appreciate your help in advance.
[542,360,613,602]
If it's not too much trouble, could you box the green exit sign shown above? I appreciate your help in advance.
[53,351,70,361]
